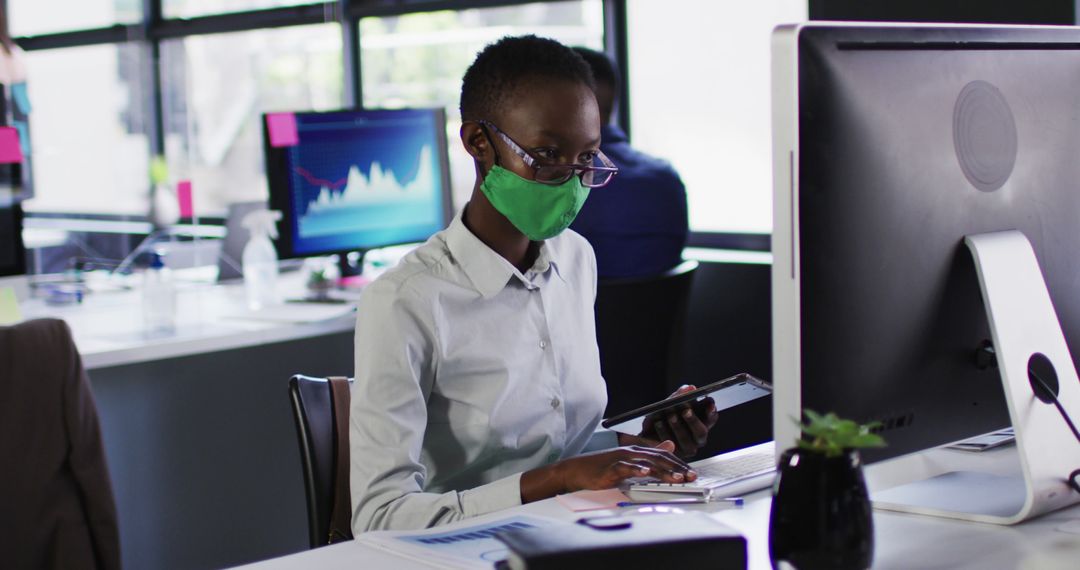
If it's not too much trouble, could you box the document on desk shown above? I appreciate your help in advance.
[356,515,560,569]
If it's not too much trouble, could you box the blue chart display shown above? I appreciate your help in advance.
[282,109,446,255]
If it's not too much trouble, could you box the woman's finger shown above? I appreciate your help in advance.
[613,460,651,480]
[653,419,674,446]
[624,447,696,481]
[666,411,697,454]
[678,406,710,445]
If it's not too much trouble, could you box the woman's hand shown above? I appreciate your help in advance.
[638,385,720,458]
[520,441,696,503]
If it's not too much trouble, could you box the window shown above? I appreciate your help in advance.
[22,43,153,215]
[11,1,608,223]
[359,0,605,208]
[162,0,320,19]
[626,0,806,235]
[160,23,343,215]
[9,0,141,36]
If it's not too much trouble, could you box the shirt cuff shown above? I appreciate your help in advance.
[461,472,523,517]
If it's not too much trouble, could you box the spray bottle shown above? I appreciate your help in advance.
[242,210,283,310]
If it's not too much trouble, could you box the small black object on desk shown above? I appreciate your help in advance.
[494,512,746,570]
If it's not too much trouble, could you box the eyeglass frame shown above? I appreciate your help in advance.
[476,120,618,188]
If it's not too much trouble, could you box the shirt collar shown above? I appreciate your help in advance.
[602,124,628,145]
[444,210,564,298]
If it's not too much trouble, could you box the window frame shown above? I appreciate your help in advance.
[8,0,767,251]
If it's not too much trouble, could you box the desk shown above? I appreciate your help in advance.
[20,273,357,370]
[20,274,357,569]
[230,446,1080,570]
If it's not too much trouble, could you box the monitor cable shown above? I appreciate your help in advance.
[1027,369,1080,494]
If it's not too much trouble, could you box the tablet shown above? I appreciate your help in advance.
[601,373,772,433]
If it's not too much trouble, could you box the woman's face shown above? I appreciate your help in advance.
[486,78,602,181]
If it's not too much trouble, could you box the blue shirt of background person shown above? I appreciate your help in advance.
[570,47,689,279]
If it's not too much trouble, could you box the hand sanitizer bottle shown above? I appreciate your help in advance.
[242,210,283,310]
[142,251,177,335]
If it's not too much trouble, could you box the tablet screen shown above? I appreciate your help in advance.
[602,374,771,435]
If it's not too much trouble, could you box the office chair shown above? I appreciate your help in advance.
[288,375,354,548]
[595,260,699,417]
[0,318,121,570]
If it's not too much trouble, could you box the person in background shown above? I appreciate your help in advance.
[349,35,718,533]
[570,47,688,279]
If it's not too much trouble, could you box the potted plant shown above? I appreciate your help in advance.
[769,410,886,570]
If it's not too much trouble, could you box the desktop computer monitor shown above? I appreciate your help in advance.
[262,108,453,274]
[771,23,1080,464]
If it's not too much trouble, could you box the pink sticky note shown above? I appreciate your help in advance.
[555,489,630,512]
[0,127,23,164]
[266,112,299,147]
[177,180,194,218]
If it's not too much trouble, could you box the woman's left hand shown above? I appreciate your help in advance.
[624,385,720,458]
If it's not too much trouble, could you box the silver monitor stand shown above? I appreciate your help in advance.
[873,230,1080,524]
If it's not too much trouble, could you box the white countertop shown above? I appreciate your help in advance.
[232,444,1080,570]
[20,272,358,369]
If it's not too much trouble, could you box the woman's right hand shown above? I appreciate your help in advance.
[520,440,697,503]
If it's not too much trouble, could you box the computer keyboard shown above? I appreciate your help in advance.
[628,441,777,498]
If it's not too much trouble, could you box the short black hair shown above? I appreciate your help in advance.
[571,46,618,92]
[460,35,595,123]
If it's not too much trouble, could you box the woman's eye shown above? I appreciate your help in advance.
[580,152,599,163]
[533,148,558,160]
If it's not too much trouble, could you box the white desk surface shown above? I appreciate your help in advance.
[232,445,1080,570]
[20,272,357,370]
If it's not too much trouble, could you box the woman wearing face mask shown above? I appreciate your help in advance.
[349,35,719,534]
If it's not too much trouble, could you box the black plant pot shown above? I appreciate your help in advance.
[768,448,874,570]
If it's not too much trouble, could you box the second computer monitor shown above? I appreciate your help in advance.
[264,108,452,268]
[771,23,1080,462]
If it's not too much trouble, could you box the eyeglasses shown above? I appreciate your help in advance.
[478,120,618,188]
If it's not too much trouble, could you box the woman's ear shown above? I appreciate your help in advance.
[460,121,490,162]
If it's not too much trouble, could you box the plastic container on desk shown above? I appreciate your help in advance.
[142,251,177,335]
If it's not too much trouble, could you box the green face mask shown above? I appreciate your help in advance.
[479,165,591,241]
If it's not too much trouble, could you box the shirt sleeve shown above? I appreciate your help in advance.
[350,277,523,533]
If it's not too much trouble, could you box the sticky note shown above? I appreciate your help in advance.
[12,82,31,115]
[266,113,299,147]
[177,180,193,218]
[13,121,29,155]
[0,287,22,325]
[150,156,169,185]
[0,127,23,164]
[555,489,630,512]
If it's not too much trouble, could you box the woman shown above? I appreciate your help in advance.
[350,35,717,533]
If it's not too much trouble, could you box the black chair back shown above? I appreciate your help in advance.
[288,375,352,548]
[595,260,699,416]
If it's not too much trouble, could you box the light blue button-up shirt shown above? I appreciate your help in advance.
[350,211,615,533]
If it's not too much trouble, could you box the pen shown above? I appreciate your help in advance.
[617,497,744,508]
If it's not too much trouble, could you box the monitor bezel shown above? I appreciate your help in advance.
[771,22,1080,464]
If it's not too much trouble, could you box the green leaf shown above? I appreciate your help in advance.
[849,433,887,448]
[793,409,888,453]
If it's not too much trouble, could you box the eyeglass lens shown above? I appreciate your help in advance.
[533,165,614,187]
[582,168,614,188]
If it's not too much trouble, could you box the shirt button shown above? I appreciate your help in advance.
[546,453,559,463]
[550,397,560,409]
[539,340,547,349]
